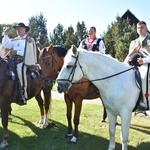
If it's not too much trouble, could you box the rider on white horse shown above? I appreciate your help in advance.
[124,21,150,111]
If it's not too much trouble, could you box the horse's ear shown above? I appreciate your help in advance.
[71,45,77,55]
[48,43,53,52]
[36,43,43,52]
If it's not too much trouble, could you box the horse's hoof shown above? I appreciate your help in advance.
[144,111,147,116]
[100,119,106,123]
[46,123,56,128]
[0,140,9,149]
[115,122,119,126]
[69,136,77,144]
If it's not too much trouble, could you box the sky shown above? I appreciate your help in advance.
[0,0,150,37]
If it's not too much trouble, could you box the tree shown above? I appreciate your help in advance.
[28,12,49,47]
[49,23,65,46]
[75,21,87,47]
[103,23,115,56]
[63,26,77,49]
[103,16,138,61]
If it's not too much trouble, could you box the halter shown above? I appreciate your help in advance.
[57,51,134,84]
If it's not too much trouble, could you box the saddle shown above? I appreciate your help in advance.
[6,57,41,105]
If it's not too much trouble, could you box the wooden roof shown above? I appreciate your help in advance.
[121,9,140,26]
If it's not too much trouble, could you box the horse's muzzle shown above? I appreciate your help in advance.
[56,81,71,93]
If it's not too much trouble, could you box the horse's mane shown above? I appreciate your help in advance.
[78,48,117,61]
[77,48,128,69]
[53,45,68,57]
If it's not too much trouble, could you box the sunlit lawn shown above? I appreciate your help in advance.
[0,97,150,150]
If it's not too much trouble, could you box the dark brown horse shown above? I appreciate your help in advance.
[0,47,53,148]
[38,44,107,144]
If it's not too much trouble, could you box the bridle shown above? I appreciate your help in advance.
[40,49,61,82]
[57,51,134,84]
[57,52,84,84]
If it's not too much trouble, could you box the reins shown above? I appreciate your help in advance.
[57,52,134,84]
[72,67,134,84]
[0,50,11,59]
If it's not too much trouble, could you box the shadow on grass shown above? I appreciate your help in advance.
[1,113,149,150]
[130,123,150,135]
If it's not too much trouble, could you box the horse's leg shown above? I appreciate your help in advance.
[100,99,107,122]
[8,104,12,115]
[120,112,132,150]
[35,90,45,125]
[0,101,10,148]
[70,98,83,144]
[64,94,73,138]
[42,87,52,128]
[107,110,117,150]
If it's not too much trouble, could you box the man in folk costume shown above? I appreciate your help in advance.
[2,22,37,105]
[124,21,150,111]
[78,26,106,53]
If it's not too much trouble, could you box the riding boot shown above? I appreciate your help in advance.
[18,88,27,106]
[137,102,147,111]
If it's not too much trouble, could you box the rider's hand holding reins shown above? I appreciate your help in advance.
[137,57,143,65]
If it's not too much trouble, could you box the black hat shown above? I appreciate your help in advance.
[13,22,30,32]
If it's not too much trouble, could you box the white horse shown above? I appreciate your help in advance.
[56,45,148,150]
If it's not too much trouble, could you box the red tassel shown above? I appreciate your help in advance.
[22,85,25,88]
[136,44,141,53]
[145,93,149,98]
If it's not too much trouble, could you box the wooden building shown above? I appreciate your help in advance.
[121,9,140,26]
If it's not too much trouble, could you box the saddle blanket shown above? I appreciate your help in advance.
[7,67,42,81]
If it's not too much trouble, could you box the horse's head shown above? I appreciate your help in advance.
[39,43,66,88]
[56,45,84,93]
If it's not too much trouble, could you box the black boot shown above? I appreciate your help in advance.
[137,102,146,111]
[18,95,27,106]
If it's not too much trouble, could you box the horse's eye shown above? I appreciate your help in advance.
[67,65,72,68]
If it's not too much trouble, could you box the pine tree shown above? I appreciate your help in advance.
[103,16,138,61]
[49,23,65,46]
[28,12,49,47]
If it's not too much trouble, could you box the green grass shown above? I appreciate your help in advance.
[1,98,150,150]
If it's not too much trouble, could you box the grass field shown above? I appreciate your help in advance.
[0,98,150,150]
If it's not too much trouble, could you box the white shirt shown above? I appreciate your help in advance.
[2,35,27,56]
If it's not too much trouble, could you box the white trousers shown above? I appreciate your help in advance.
[17,62,28,99]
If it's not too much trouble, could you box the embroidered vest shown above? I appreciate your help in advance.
[81,38,101,51]
[129,34,150,56]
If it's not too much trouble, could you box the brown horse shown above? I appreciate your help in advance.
[38,44,107,144]
[0,47,53,148]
